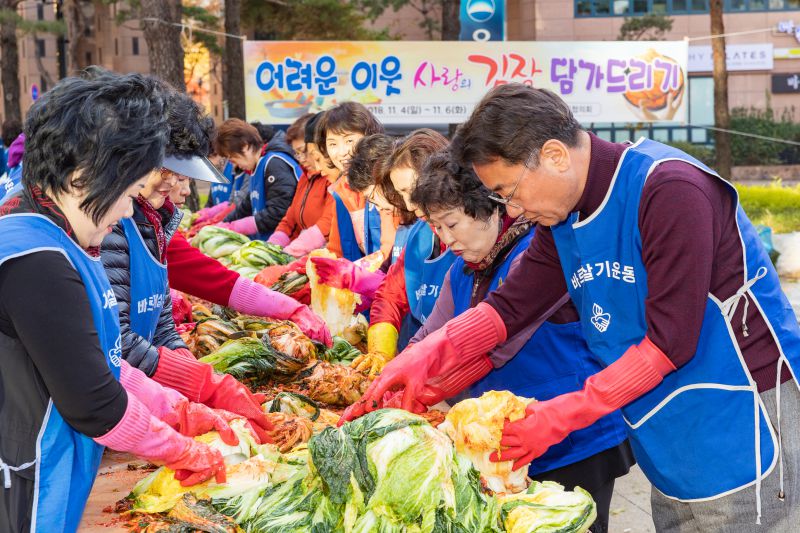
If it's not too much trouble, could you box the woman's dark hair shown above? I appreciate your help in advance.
[386,128,449,176]
[166,91,215,157]
[347,134,393,192]
[215,119,263,157]
[412,150,500,222]
[250,121,274,144]
[22,70,168,224]
[314,102,384,158]
[286,113,314,144]
[347,134,416,225]
[304,112,322,144]
[451,83,582,168]
[1,119,22,147]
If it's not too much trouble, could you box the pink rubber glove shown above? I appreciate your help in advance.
[218,216,258,236]
[340,302,505,423]
[94,392,226,487]
[196,202,230,224]
[120,359,240,445]
[267,230,291,247]
[227,276,331,345]
[153,347,273,444]
[288,305,333,347]
[490,336,675,470]
[228,275,303,317]
[284,225,327,257]
[309,256,386,311]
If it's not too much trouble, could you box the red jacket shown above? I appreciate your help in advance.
[274,171,335,240]
[369,250,408,329]
[166,232,238,305]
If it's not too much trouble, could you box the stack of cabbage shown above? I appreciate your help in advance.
[128,408,596,533]
[190,226,292,279]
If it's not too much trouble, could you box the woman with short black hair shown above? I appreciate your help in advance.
[0,72,226,532]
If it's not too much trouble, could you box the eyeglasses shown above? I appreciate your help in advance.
[487,148,536,211]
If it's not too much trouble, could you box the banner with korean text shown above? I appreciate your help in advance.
[244,40,688,125]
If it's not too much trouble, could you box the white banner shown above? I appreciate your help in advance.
[688,44,773,72]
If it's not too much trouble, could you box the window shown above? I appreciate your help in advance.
[41,77,47,93]
[575,0,797,15]
[132,37,140,56]
[114,38,118,56]
[36,3,44,20]
[35,39,45,58]
[85,51,92,64]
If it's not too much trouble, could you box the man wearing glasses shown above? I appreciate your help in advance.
[344,83,800,531]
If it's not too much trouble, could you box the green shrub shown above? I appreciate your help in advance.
[729,107,800,166]
[736,182,800,233]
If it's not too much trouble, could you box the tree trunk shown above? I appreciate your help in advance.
[710,0,731,180]
[63,0,87,74]
[0,1,22,122]
[140,0,185,91]
[440,0,460,40]
[223,0,244,119]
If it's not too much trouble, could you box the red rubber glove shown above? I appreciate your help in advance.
[153,347,273,444]
[288,305,332,347]
[339,302,505,424]
[94,392,226,488]
[162,400,239,446]
[169,440,228,487]
[490,336,675,471]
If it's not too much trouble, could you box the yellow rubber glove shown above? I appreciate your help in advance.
[351,322,399,376]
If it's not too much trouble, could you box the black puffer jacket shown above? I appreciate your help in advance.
[101,201,186,376]
[225,130,299,235]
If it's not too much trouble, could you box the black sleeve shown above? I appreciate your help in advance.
[254,159,297,235]
[225,181,253,223]
[0,252,128,437]
[151,288,187,352]
[100,224,160,375]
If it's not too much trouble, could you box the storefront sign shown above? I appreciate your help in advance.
[772,73,800,94]
[775,47,800,60]
[460,0,505,42]
[244,40,688,124]
[777,20,800,44]
[688,44,773,72]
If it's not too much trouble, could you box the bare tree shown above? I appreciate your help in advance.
[140,0,186,90]
[223,0,244,119]
[710,0,731,179]
[440,0,459,40]
[0,0,22,122]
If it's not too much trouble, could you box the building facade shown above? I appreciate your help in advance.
[10,1,225,124]
[506,0,800,145]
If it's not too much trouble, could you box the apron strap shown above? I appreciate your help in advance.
[0,457,36,489]
[721,266,768,337]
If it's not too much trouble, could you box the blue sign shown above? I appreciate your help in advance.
[31,84,39,101]
[459,0,505,42]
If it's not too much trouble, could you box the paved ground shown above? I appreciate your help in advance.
[609,466,656,533]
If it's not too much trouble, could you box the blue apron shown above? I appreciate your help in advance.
[551,138,800,508]
[399,220,456,349]
[391,223,413,265]
[0,213,122,532]
[330,191,384,262]
[0,165,22,206]
[450,228,627,475]
[362,203,383,257]
[121,217,167,343]
[249,152,303,240]
[208,161,235,206]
